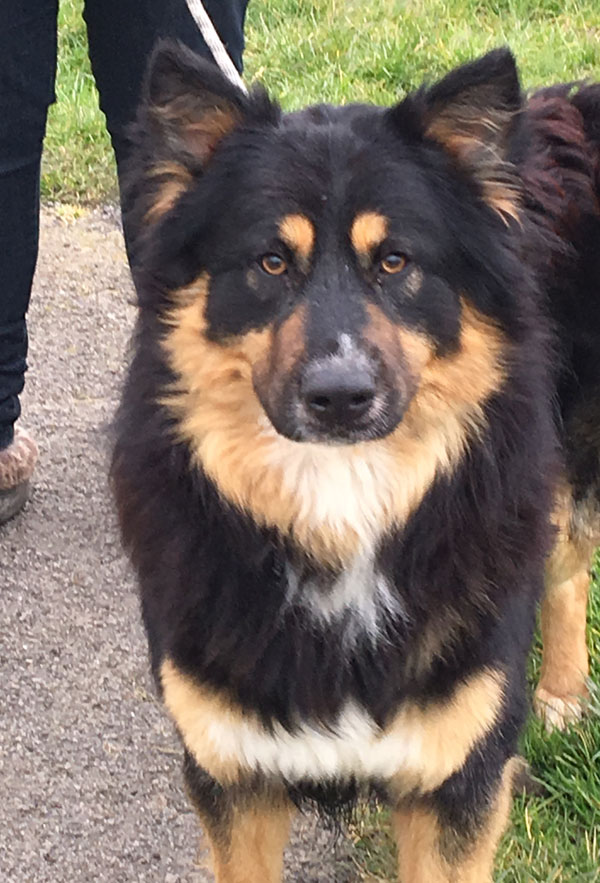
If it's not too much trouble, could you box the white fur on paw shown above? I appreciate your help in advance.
[533,687,585,732]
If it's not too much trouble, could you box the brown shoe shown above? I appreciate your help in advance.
[0,427,38,525]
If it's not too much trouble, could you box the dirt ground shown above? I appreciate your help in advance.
[0,207,358,882]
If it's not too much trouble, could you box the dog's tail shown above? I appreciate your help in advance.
[518,83,600,246]
[521,82,600,500]
[571,84,600,159]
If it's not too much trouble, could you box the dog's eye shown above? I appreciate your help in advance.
[260,254,287,276]
[380,253,408,275]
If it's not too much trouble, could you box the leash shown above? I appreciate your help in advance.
[184,0,249,95]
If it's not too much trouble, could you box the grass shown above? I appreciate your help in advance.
[43,0,600,201]
[42,1,114,202]
[44,1,600,879]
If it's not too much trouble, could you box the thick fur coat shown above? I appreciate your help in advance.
[112,46,600,882]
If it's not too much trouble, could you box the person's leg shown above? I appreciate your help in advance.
[83,0,249,254]
[0,0,57,521]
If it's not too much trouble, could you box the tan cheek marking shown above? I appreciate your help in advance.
[350,211,388,260]
[237,327,274,372]
[278,214,315,269]
[160,285,305,549]
[364,302,408,361]
[364,302,433,380]
[389,668,506,796]
[270,305,307,377]
[364,304,430,407]
[395,325,434,375]
[367,301,505,563]
[395,300,506,445]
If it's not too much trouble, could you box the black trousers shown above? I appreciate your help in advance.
[0,0,248,448]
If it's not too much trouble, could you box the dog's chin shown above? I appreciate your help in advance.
[258,400,402,446]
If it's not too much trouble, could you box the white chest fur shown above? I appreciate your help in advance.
[161,660,504,795]
[284,552,406,645]
[207,702,418,782]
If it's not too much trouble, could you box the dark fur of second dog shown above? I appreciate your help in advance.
[112,44,600,882]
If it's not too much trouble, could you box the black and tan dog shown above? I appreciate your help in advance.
[112,44,600,882]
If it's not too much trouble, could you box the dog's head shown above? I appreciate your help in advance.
[129,45,526,559]
[133,44,522,441]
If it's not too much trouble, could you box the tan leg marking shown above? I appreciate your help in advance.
[536,568,591,730]
[394,758,515,883]
[536,486,596,730]
[207,804,292,883]
[394,805,449,883]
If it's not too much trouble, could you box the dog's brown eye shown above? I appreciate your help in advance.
[260,254,287,276]
[380,253,408,274]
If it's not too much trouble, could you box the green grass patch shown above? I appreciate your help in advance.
[44,0,600,202]
[41,0,114,202]
[245,0,600,106]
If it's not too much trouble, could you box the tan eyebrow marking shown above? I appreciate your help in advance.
[278,214,315,268]
[350,211,388,258]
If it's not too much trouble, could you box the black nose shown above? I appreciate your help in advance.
[302,361,376,426]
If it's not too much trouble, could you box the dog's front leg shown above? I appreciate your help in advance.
[182,751,292,883]
[393,757,515,883]
[535,566,591,730]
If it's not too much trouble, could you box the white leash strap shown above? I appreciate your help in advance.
[184,0,249,95]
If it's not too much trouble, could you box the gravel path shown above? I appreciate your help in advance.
[0,208,359,883]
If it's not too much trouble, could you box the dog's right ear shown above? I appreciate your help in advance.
[143,40,277,169]
[388,49,522,224]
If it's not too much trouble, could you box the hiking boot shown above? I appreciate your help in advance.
[0,427,38,525]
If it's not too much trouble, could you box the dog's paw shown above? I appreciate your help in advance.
[511,756,547,796]
[533,686,586,731]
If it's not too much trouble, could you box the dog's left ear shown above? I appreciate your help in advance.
[134,41,279,228]
[390,49,522,221]
[143,40,278,168]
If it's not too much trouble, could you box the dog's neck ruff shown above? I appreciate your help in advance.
[162,291,504,567]
[182,406,478,567]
